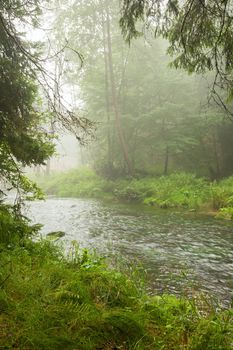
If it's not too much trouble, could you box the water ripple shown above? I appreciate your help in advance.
[25,198,233,307]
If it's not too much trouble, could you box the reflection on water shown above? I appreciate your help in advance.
[26,198,233,307]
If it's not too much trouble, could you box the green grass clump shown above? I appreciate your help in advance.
[215,207,233,220]
[210,176,233,219]
[0,238,232,349]
[210,176,233,208]
[113,173,209,209]
[36,167,110,199]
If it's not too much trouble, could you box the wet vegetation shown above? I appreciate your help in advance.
[38,168,233,219]
[1,0,233,348]
[0,232,232,349]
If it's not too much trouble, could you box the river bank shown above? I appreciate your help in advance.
[36,168,233,220]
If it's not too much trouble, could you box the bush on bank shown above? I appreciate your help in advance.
[0,236,232,350]
[36,168,233,218]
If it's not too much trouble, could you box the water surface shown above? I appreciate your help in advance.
[26,198,233,307]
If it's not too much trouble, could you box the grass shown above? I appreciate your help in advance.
[35,167,110,199]
[0,238,232,349]
[35,168,233,219]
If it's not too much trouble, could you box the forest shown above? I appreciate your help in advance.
[0,0,233,349]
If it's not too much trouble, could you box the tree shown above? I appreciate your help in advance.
[0,0,53,200]
[52,0,134,175]
[53,0,133,174]
[105,3,133,175]
[52,0,233,179]
[0,0,92,201]
[120,0,233,119]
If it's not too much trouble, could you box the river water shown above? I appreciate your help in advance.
[26,197,233,307]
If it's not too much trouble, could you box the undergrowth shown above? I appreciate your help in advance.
[0,238,232,349]
[35,168,233,219]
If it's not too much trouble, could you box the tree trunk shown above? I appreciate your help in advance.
[164,146,169,175]
[212,131,221,179]
[105,5,133,175]
[46,55,63,175]
[102,12,113,173]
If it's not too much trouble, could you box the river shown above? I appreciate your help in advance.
[26,197,233,307]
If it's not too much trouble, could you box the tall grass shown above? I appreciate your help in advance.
[36,167,111,198]
[36,168,233,218]
[0,238,232,349]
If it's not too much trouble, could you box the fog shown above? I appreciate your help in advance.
[23,0,233,180]
[1,2,233,346]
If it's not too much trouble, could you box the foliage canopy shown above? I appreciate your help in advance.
[0,0,93,201]
[120,0,233,117]
[0,0,55,199]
